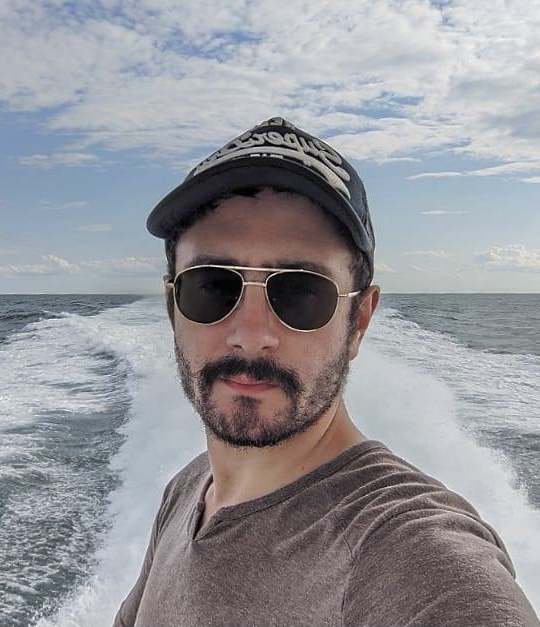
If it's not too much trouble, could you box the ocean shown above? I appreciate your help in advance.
[0,293,539,626]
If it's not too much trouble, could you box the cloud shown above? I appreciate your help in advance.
[421,210,465,216]
[375,262,394,273]
[376,157,421,164]
[41,255,81,273]
[40,200,89,210]
[474,244,540,272]
[405,250,449,258]
[467,162,540,177]
[0,1,539,172]
[0,255,162,278]
[410,265,426,272]
[84,256,163,275]
[0,263,53,277]
[0,255,81,277]
[520,176,540,184]
[19,152,99,169]
[408,171,463,180]
[409,161,540,181]
[76,224,115,232]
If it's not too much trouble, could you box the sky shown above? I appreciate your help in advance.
[1,0,539,294]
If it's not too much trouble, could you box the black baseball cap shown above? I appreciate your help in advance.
[147,116,375,282]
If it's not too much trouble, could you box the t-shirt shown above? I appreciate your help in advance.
[112,440,539,627]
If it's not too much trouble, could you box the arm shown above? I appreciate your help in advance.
[112,510,161,627]
[112,475,178,627]
[342,509,539,627]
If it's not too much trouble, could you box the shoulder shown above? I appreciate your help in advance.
[338,445,539,626]
[341,501,538,626]
[334,442,517,584]
[334,442,503,551]
[163,450,210,495]
[155,451,210,533]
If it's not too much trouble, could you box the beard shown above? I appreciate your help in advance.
[174,335,352,450]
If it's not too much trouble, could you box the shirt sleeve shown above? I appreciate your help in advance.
[342,508,540,627]
[111,477,177,627]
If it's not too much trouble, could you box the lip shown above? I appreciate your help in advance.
[222,376,277,394]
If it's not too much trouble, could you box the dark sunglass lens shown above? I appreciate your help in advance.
[268,272,338,330]
[175,267,242,323]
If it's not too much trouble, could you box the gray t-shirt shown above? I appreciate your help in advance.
[113,440,539,627]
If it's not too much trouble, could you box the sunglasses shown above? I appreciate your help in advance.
[165,264,363,332]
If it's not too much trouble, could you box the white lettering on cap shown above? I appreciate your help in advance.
[192,129,352,200]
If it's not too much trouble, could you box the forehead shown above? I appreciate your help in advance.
[175,189,353,278]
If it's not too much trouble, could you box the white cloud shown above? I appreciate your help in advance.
[377,157,421,164]
[421,210,466,215]
[84,256,163,275]
[0,0,539,172]
[76,224,115,232]
[19,152,99,168]
[375,262,395,273]
[0,263,52,277]
[410,265,426,272]
[408,171,463,180]
[0,255,81,277]
[520,177,540,184]
[0,255,163,278]
[40,200,89,210]
[41,255,81,273]
[409,161,540,181]
[474,244,540,272]
[405,250,450,258]
[467,162,540,177]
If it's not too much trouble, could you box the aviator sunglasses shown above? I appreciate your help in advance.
[165,264,364,332]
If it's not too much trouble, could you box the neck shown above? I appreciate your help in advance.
[203,396,367,511]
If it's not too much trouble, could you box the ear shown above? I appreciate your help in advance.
[347,285,380,360]
[164,280,175,328]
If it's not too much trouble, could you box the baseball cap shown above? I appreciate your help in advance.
[147,116,375,282]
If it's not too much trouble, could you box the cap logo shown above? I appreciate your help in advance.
[192,128,352,200]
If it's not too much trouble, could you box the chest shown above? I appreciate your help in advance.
[135,514,350,627]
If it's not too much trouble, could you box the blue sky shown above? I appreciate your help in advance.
[1,0,539,294]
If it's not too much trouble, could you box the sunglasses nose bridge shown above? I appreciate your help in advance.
[237,279,272,314]
[240,276,290,330]
[242,280,267,288]
[225,278,282,351]
[242,277,281,312]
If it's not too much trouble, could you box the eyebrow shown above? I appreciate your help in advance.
[185,255,333,277]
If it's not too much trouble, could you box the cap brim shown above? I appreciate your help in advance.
[147,157,373,256]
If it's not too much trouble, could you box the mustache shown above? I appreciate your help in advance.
[198,356,302,397]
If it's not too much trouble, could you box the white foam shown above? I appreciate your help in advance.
[1,315,123,426]
[349,308,540,611]
[32,299,540,624]
[0,305,139,483]
[371,307,540,433]
[0,301,151,619]
[32,298,206,627]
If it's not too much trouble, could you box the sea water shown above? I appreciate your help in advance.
[0,293,538,626]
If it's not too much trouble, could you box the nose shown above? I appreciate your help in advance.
[225,281,280,354]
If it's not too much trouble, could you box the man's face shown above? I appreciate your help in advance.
[169,188,378,449]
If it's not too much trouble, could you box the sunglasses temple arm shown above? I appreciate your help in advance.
[338,290,363,298]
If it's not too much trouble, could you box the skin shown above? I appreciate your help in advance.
[166,188,380,528]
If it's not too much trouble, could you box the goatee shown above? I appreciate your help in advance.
[174,338,351,449]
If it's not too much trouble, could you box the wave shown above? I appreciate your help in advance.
[12,297,538,625]
[0,300,157,627]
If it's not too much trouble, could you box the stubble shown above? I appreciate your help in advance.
[174,335,352,449]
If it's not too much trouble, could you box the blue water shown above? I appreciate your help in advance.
[382,293,540,356]
[0,293,538,626]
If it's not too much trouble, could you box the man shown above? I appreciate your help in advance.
[113,117,538,626]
